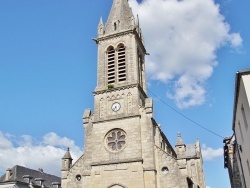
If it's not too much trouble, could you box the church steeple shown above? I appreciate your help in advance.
[61,1,206,187]
[104,0,135,35]
[94,0,146,94]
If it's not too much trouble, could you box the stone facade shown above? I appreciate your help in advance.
[61,0,206,187]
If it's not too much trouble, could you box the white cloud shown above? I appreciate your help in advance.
[201,144,223,161]
[43,132,80,152]
[0,132,13,149]
[129,0,242,108]
[0,131,82,176]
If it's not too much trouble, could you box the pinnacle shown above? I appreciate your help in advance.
[176,132,185,146]
[62,147,73,160]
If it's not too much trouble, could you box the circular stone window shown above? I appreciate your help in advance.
[161,167,169,175]
[105,129,126,152]
[76,174,81,181]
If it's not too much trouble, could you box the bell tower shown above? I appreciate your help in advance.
[95,0,146,90]
[93,0,147,123]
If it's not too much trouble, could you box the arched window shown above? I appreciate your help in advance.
[106,44,126,85]
[117,44,126,82]
[107,46,116,84]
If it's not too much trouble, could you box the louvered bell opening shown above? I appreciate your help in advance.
[107,48,115,84]
[117,47,126,82]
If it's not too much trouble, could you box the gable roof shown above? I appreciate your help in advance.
[0,165,60,188]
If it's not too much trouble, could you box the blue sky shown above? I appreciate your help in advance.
[0,0,249,187]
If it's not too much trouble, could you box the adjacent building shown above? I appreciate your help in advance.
[61,0,206,187]
[224,70,250,188]
[0,165,61,188]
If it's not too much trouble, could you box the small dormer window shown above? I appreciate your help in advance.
[241,104,248,130]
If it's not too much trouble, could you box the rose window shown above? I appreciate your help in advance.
[105,129,126,152]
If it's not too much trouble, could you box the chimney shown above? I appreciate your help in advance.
[5,168,12,181]
[52,182,61,188]
[35,178,45,187]
[38,168,44,173]
[23,175,33,184]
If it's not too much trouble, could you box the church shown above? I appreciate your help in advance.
[61,0,206,187]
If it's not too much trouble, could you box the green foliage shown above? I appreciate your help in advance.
[108,84,114,89]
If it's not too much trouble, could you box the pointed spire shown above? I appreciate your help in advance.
[136,14,139,28]
[99,16,103,26]
[62,147,73,160]
[175,132,184,146]
[104,0,135,35]
[195,138,201,155]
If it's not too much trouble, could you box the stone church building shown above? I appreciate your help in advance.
[61,0,206,187]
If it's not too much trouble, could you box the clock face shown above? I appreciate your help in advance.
[111,102,121,112]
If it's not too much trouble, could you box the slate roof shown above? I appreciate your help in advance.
[0,165,60,188]
[62,148,72,160]
[174,133,200,159]
[185,144,198,158]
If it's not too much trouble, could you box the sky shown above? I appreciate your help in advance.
[0,0,249,187]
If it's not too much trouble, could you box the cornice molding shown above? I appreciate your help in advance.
[93,114,141,124]
[94,83,147,98]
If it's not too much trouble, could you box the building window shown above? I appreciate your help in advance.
[161,140,166,150]
[105,129,126,152]
[106,44,126,85]
[241,104,248,130]
[76,174,81,181]
[117,45,126,82]
[107,46,116,84]
[238,121,244,142]
[161,167,169,175]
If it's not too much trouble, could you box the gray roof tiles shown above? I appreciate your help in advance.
[0,165,60,188]
[185,144,198,158]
